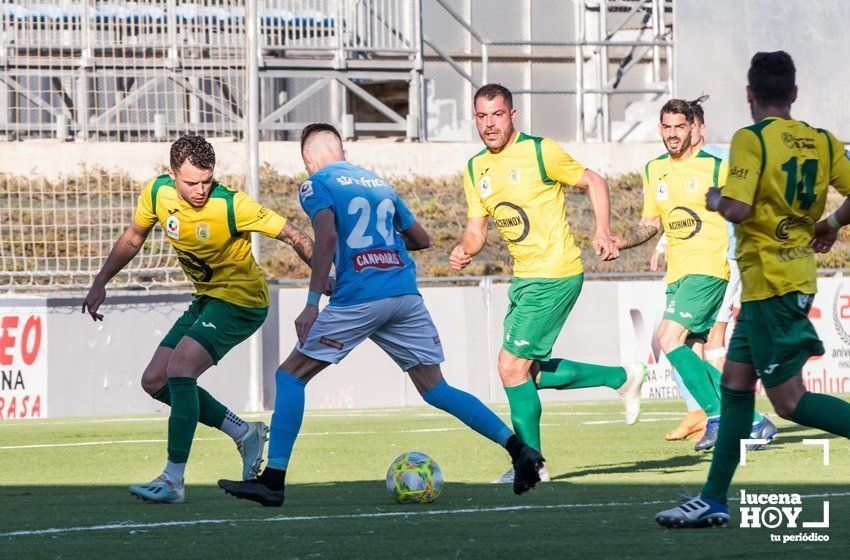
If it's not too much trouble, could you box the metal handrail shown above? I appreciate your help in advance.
[427,0,673,143]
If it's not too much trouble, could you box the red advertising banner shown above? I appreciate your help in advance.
[0,306,47,419]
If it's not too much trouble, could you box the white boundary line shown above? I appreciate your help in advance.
[0,424,567,451]
[5,491,850,539]
[0,411,684,429]
[0,500,668,537]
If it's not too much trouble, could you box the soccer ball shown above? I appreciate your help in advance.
[385,451,443,503]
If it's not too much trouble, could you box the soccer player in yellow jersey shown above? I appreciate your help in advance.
[618,100,775,453]
[81,136,315,503]
[656,51,850,528]
[450,84,647,483]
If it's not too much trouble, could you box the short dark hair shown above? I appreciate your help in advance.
[659,98,695,124]
[748,51,796,106]
[300,123,342,151]
[170,135,215,171]
[689,94,709,124]
[474,84,513,110]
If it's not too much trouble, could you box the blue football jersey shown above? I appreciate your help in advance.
[299,161,420,306]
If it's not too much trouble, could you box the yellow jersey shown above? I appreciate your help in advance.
[723,118,850,302]
[134,175,288,308]
[463,132,587,278]
[642,149,730,284]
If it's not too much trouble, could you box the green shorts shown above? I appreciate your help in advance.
[664,274,728,340]
[502,274,583,360]
[160,295,268,364]
[727,292,824,388]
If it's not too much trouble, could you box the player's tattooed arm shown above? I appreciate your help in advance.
[616,217,661,250]
[277,222,314,266]
[83,221,152,321]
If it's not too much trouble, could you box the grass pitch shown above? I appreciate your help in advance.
[1,398,848,559]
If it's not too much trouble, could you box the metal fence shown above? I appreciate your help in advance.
[0,0,679,292]
[422,0,673,142]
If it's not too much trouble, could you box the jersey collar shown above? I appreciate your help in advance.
[489,130,521,157]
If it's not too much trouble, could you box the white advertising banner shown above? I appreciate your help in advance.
[617,281,680,400]
[0,303,48,419]
[618,277,850,400]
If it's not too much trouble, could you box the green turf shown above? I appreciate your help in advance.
[1,398,848,558]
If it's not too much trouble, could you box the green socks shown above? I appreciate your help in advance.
[702,389,850,502]
[701,386,755,502]
[537,359,627,390]
[791,391,850,437]
[504,380,542,452]
[666,346,721,417]
[167,377,200,464]
[152,384,227,429]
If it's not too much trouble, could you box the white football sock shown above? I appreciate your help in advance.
[221,410,249,441]
[164,460,186,484]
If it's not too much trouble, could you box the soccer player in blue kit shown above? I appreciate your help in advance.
[218,124,544,506]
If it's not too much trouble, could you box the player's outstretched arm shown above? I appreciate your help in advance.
[82,222,152,321]
[398,221,431,251]
[294,209,336,346]
[616,216,661,250]
[276,222,315,266]
[449,216,487,271]
[575,169,619,261]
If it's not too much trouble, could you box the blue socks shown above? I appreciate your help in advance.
[672,369,701,411]
[267,370,307,471]
[422,380,513,446]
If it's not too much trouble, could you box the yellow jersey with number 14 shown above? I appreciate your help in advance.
[463,132,587,278]
[723,118,850,302]
[134,175,288,308]
[642,149,730,284]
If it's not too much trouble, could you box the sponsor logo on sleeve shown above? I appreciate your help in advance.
[300,181,313,199]
[353,249,405,272]
[729,166,750,180]
[479,175,493,199]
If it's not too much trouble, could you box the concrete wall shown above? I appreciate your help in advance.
[269,282,622,412]
[675,0,850,143]
[0,139,666,181]
[1,281,623,419]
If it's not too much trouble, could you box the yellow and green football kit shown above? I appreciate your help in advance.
[464,132,587,360]
[463,132,629,454]
[701,118,850,505]
[643,149,730,338]
[134,174,287,362]
[723,118,850,386]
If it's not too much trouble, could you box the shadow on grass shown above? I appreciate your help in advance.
[553,452,711,480]
[1,480,848,560]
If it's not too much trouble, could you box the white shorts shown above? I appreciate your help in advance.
[298,294,445,371]
[715,259,741,324]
